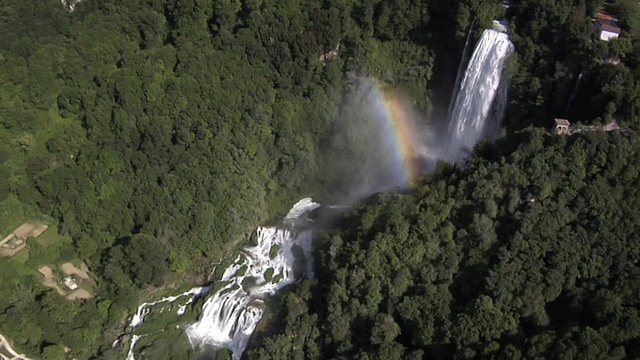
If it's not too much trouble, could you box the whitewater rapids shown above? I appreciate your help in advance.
[125,198,320,360]
[185,227,315,358]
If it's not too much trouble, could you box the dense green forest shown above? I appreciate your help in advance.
[0,0,639,358]
[0,0,434,357]
[249,129,640,359]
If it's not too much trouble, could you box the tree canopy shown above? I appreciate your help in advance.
[1,0,640,358]
[248,129,640,359]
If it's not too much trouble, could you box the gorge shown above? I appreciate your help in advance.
[124,26,515,360]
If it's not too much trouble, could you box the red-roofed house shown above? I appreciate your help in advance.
[595,10,615,21]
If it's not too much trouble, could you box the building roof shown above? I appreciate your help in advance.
[595,10,616,21]
[596,18,621,33]
[555,118,571,126]
[64,276,78,290]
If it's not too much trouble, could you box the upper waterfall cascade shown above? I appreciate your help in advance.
[447,18,477,121]
[446,29,514,162]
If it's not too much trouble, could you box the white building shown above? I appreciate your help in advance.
[63,276,78,290]
[554,118,571,135]
[596,18,621,41]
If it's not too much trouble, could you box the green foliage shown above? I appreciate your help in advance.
[507,0,640,129]
[42,344,66,359]
[249,130,640,359]
[0,0,440,357]
[133,329,194,360]
[2,0,640,358]
[370,313,401,345]
[0,196,39,236]
[104,234,171,288]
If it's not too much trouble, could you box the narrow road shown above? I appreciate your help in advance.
[0,334,32,360]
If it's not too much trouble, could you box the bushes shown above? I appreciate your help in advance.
[250,131,640,359]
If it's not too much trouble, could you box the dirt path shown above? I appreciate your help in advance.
[67,289,92,300]
[0,242,26,257]
[61,262,90,280]
[37,266,65,295]
[13,223,48,240]
[0,234,15,247]
[0,333,34,360]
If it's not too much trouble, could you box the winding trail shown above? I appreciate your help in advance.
[0,334,33,360]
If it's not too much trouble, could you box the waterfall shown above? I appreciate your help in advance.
[125,198,320,360]
[185,226,315,359]
[446,29,514,162]
[123,29,517,360]
[564,71,584,115]
[447,18,477,122]
[128,286,211,329]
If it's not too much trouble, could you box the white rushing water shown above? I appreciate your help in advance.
[446,29,514,162]
[447,18,477,121]
[129,286,212,328]
[125,198,319,360]
[126,335,143,360]
[185,198,317,358]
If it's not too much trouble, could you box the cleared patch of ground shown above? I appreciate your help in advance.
[0,242,26,257]
[37,266,65,295]
[61,262,90,280]
[13,223,48,239]
[67,289,92,300]
[0,222,48,257]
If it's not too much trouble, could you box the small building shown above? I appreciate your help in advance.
[594,11,621,41]
[63,276,78,290]
[554,118,571,135]
[596,18,621,41]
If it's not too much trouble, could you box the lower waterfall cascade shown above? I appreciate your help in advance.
[125,198,320,359]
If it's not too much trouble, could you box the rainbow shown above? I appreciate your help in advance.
[368,79,424,185]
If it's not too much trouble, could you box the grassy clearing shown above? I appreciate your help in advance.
[1,220,82,295]
[9,246,30,264]
[35,224,72,247]
[8,251,33,279]
[0,195,32,237]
